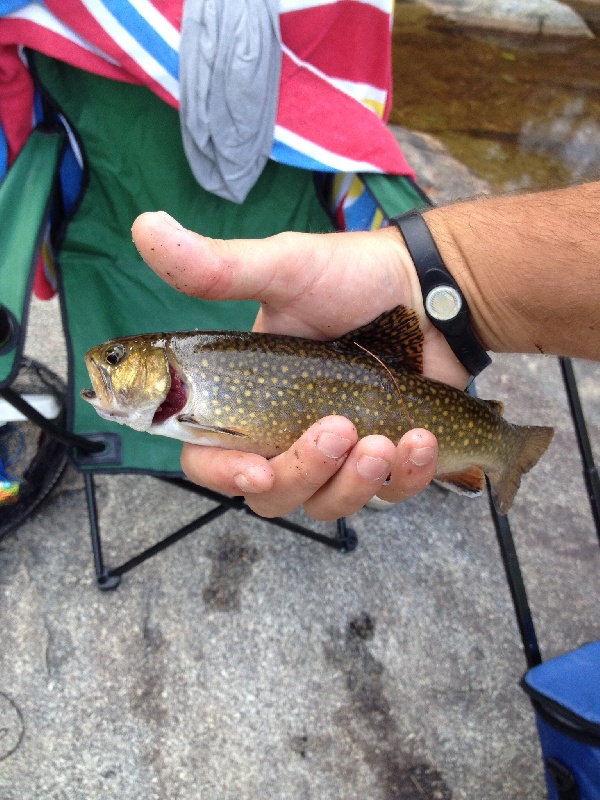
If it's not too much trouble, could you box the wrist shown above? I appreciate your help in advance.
[381,224,471,388]
[422,208,507,354]
[389,210,491,376]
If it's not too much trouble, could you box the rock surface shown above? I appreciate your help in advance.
[413,0,594,36]
[390,125,491,205]
[1,138,599,800]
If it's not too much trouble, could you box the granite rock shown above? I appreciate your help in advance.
[413,0,594,36]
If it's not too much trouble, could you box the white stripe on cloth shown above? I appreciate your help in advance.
[274,124,382,173]
[80,0,180,99]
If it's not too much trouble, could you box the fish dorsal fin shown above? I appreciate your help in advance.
[334,305,424,374]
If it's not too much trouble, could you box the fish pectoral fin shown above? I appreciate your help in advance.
[176,415,249,438]
[434,467,486,498]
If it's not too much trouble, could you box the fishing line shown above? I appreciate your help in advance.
[352,342,415,429]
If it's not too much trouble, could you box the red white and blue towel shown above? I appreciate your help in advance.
[0,0,413,296]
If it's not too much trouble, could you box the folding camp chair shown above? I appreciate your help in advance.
[0,50,429,589]
[489,367,600,799]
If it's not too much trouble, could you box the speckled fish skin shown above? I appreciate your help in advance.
[81,306,554,513]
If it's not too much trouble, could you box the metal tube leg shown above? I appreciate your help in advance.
[84,472,120,590]
[560,357,600,542]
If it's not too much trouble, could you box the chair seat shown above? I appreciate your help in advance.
[33,52,336,474]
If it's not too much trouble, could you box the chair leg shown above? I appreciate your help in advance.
[83,472,358,590]
[336,517,358,552]
[488,480,541,669]
[83,472,121,590]
[560,357,600,542]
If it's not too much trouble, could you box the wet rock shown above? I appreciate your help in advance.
[413,0,594,36]
[389,125,491,205]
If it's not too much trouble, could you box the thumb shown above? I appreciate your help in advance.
[132,210,323,306]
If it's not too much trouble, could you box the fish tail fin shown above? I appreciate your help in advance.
[488,425,554,515]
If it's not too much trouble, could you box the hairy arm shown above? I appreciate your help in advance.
[132,181,599,519]
[423,181,600,360]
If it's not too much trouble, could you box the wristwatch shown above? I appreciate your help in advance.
[390,209,491,376]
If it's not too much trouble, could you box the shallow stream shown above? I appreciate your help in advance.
[391,2,600,190]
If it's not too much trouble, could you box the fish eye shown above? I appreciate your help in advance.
[105,343,126,366]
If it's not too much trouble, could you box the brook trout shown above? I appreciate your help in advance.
[81,305,553,513]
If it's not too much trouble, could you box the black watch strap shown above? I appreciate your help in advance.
[391,209,491,376]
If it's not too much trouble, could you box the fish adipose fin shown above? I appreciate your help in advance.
[334,305,424,374]
[483,398,504,416]
[487,425,554,515]
[435,467,487,498]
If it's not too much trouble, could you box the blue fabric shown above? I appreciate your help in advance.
[0,0,32,12]
[0,125,7,180]
[526,641,600,726]
[32,89,84,217]
[525,642,600,799]
[100,0,179,79]
[534,713,600,799]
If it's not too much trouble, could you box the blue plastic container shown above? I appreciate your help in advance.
[522,641,600,799]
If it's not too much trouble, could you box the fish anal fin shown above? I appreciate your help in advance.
[334,305,424,374]
[435,467,487,498]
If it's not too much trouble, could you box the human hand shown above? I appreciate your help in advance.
[132,211,469,520]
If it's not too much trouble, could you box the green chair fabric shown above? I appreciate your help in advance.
[3,52,429,481]
[0,126,65,387]
[0,52,440,582]
[33,53,339,474]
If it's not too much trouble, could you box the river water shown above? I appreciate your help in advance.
[391,2,600,191]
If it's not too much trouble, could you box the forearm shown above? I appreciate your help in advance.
[422,181,600,360]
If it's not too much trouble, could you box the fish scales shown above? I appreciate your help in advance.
[82,305,554,513]
[168,332,511,469]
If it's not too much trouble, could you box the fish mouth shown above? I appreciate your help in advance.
[79,387,129,420]
[81,358,135,419]
[83,358,113,408]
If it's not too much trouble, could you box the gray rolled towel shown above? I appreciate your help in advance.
[179,0,282,204]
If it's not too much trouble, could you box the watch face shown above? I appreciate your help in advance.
[425,285,462,321]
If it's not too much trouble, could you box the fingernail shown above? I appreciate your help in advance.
[357,456,390,482]
[316,432,352,459]
[157,210,184,230]
[233,473,259,493]
[409,446,435,467]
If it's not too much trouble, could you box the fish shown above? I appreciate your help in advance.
[81,305,554,514]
